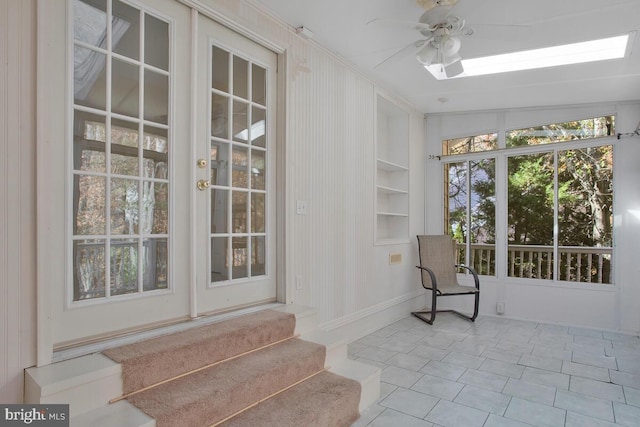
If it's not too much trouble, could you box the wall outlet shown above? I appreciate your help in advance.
[296,200,308,215]
[497,302,505,315]
[389,253,402,265]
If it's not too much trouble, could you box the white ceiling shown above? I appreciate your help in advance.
[253,0,640,114]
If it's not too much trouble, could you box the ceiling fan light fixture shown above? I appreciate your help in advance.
[416,42,438,65]
[440,35,461,56]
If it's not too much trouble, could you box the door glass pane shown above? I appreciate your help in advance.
[112,0,139,60]
[232,100,249,143]
[112,58,139,117]
[558,146,613,283]
[211,189,228,234]
[251,106,266,147]
[251,236,265,276]
[251,150,265,190]
[233,56,248,99]
[210,142,229,186]
[140,181,168,234]
[211,237,229,282]
[143,238,168,290]
[143,126,168,179]
[145,14,169,71]
[232,146,248,188]
[211,93,229,139]
[507,152,554,279]
[144,70,168,124]
[111,118,139,176]
[74,175,106,235]
[111,239,138,296]
[232,191,248,233]
[252,64,266,105]
[111,178,139,235]
[232,237,248,279]
[251,193,265,233]
[211,46,229,92]
[73,239,106,300]
[74,0,107,47]
[74,46,107,110]
[74,110,106,172]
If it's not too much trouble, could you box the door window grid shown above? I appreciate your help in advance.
[71,0,171,302]
[209,44,268,284]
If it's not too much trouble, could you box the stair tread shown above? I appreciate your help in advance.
[127,338,326,427]
[219,370,361,427]
[103,309,295,394]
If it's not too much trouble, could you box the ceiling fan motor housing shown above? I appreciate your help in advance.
[416,0,458,11]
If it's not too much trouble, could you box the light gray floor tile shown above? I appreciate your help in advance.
[419,360,466,381]
[356,346,398,363]
[613,401,640,427]
[623,386,640,407]
[421,335,459,350]
[503,378,556,405]
[356,357,388,369]
[482,349,523,364]
[380,365,423,388]
[521,367,570,390]
[454,385,511,415]
[616,354,640,374]
[411,374,465,401]
[504,397,566,426]
[442,351,485,369]
[569,376,625,403]
[571,352,618,370]
[572,336,613,350]
[357,335,391,347]
[379,337,420,353]
[530,337,571,350]
[532,344,572,361]
[459,368,509,392]
[497,341,535,354]
[565,342,605,356]
[409,344,450,361]
[499,332,536,344]
[380,387,440,419]
[483,414,532,427]
[562,361,610,382]
[378,382,398,401]
[369,408,435,427]
[565,411,618,427]
[554,390,614,422]
[609,369,640,388]
[481,358,526,379]
[518,354,563,372]
[372,325,405,338]
[348,342,369,356]
[425,399,489,427]
[568,327,604,339]
[449,341,487,356]
[386,353,430,371]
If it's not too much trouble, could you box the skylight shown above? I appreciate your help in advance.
[426,34,630,80]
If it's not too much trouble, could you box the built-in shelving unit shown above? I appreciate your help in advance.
[375,94,409,245]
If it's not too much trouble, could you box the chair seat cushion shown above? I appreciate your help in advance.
[424,283,479,295]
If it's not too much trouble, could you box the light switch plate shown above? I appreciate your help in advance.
[296,200,308,215]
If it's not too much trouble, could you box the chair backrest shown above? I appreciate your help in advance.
[417,235,460,290]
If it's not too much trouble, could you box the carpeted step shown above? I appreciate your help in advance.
[103,309,295,394]
[218,371,361,427]
[126,338,326,427]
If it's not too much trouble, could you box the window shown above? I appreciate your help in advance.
[443,116,614,284]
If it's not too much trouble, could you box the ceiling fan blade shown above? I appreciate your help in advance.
[373,39,429,69]
[461,23,530,40]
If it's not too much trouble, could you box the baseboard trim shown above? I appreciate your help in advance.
[318,290,425,342]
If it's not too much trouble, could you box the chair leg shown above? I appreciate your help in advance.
[412,287,437,325]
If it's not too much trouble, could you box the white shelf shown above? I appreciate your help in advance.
[377,211,408,217]
[376,185,408,195]
[377,158,408,172]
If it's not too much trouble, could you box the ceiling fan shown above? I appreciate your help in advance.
[369,0,488,78]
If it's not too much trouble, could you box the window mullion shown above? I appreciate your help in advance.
[553,149,559,282]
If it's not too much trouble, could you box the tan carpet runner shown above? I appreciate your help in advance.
[102,309,361,427]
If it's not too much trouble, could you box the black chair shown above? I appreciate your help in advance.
[412,235,480,325]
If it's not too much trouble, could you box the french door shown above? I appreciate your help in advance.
[45,0,277,351]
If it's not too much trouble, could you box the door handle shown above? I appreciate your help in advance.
[196,179,210,191]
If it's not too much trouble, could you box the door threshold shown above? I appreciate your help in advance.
[52,302,285,364]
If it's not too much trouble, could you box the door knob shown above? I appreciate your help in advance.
[196,179,210,191]
[197,159,207,168]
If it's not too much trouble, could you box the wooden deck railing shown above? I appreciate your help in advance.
[455,243,612,284]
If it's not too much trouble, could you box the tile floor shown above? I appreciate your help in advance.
[349,312,640,427]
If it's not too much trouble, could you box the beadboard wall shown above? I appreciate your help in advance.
[0,0,37,403]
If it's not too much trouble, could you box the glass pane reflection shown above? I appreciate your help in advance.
[211,237,229,282]
[73,239,106,300]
